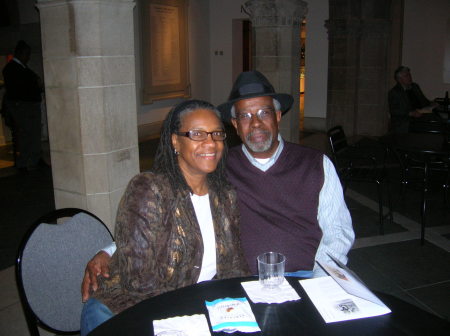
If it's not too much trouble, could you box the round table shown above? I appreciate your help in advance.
[88,276,450,336]
[381,133,449,156]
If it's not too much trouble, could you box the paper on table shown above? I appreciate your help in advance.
[241,279,301,304]
[300,256,390,323]
[318,257,385,306]
[300,276,391,323]
[153,314,211,336]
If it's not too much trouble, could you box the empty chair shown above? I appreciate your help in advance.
[394,149,450,244]
[327,126,392,234]
[16,208,113,336]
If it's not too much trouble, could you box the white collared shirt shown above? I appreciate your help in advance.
[12,57,26,68]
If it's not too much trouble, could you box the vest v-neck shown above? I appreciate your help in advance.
[240,146,287,175]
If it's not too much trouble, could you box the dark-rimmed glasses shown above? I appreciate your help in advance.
[233,108,275,123]
[176,130,227,141]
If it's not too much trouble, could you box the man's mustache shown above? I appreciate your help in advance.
[247,129,270,139]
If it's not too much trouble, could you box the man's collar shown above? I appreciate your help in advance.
[241,134,284,171]
[12,58,26,68]
[399,83,412,90]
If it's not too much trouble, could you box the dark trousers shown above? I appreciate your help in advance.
[7,101,41,169]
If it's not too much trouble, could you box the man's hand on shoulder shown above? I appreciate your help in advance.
[81,250,111,302]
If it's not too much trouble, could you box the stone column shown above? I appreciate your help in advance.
[326,0,392,136]
[36,0,139,232]
[244,0,308,143]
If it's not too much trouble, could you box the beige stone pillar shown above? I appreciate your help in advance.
[36,0,139,232]
[244,0,308,143]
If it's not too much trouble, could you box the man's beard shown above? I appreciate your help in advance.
[245,129,273,153]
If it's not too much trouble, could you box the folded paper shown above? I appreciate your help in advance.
[241,279,301,304]
[153,314,211,336]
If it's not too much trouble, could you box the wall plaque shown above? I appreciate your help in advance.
[142,0,190,103]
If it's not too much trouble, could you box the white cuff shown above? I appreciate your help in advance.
[101,242,117,256]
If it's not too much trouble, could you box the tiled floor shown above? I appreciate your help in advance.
[1,132,449,335]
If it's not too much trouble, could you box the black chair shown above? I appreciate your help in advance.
[394,149,450,244]
[327,126,392,234]
[16,208,114,336]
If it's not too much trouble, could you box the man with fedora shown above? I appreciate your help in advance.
[80,71,354,300]
[218,71,354,277]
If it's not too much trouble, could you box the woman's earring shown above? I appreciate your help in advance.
[174,149,179,155]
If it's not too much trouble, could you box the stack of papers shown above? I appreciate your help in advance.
[300,255,391,323]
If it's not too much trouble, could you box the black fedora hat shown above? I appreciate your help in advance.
[217,70,293,123]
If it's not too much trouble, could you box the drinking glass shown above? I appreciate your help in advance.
[257,252,285,289]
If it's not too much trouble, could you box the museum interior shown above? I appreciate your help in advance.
[0,0,449,335]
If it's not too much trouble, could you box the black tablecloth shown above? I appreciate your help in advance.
[89,276,450,336]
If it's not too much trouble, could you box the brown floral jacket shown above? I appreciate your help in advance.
[92,172,250,314]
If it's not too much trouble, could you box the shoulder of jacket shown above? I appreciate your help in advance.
[129,171,169,190]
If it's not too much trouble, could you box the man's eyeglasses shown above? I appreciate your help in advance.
[234,108,275,123]
[176,130,227,141]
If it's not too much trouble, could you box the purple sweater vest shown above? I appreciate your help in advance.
[226,142,324,274]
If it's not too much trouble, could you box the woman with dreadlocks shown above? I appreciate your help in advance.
[80,100,249,335]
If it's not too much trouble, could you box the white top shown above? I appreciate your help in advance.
[190,193,217,282]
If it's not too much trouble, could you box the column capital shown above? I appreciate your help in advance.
[243,0,308,27]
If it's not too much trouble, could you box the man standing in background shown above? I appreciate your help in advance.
[2,40,43,171]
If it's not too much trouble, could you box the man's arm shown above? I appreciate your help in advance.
[389,85,429,118]
[313,155,355,277]
[388,87,420,118]
[80,242,116,302]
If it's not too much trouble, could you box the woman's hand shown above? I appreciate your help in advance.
[81,251,112,302]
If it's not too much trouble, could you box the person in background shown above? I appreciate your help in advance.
[81,71,354,301]
[80,100,249,335]
[2,40,43,171]
[388,66,438,133]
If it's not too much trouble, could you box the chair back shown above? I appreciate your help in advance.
[327,126,392,234]
[327,126,349,166]
[16,208,113,335]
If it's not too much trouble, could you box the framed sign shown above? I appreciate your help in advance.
[141,0,190,103]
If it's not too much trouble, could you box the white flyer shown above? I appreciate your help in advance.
[300,257,391,323]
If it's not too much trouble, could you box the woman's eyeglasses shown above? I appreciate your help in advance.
[176,130,227,141]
